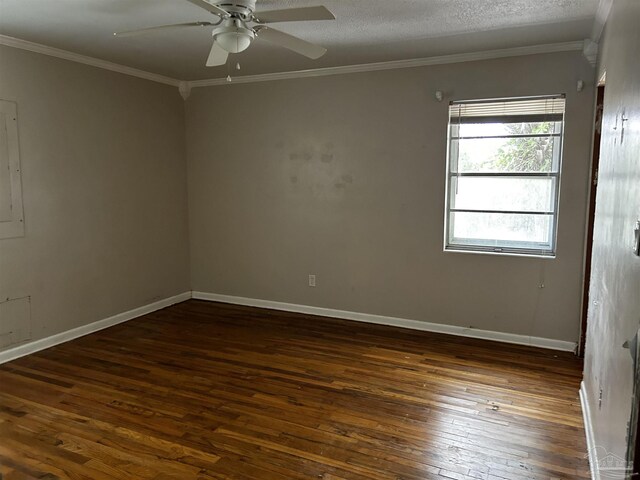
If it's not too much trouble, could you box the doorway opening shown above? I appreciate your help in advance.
[578,78,605,358]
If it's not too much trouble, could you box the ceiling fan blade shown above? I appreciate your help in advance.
[255,27,327,59]
[253,6,335,24]
[183,0,229,18]
[114,21,215,37]
[206,41,229,66]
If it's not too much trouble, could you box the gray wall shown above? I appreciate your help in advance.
[0,45,598,352]
[583,0,640,468]
[186,50,595,342]
[0,46,190,348]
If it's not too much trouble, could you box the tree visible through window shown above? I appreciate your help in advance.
[445,96,565,256]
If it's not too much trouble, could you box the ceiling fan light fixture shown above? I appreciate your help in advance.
[216,31,253,53]
[115,1,335,67]
[213,19,255,54]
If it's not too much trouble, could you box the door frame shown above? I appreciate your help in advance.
[578,82,605,358]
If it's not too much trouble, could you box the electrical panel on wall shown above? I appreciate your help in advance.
[0,100,25,239]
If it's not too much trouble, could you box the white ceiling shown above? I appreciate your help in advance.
[0,0,599,81]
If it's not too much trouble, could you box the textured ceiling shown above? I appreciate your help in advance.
[0,0,598,80]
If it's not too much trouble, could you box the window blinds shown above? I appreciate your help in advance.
[450,95,565,124]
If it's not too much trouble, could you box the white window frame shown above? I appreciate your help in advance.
[443,95,565,258]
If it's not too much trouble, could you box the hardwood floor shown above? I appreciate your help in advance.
[0,300,589,479]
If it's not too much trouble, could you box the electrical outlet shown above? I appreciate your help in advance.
[308,275,316,287]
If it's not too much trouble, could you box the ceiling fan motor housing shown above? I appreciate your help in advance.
[114,0,335,66]
[215,1,257,19]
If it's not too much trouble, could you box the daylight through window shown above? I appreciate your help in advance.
[444,95,565,256]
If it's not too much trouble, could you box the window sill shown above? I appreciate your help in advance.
[443,246,556,259]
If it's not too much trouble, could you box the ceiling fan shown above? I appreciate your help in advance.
[114,0,335,67]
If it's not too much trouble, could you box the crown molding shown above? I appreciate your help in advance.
[188,41,584,89]
[581,0,613,69]
[178,81,192,100]
[0,34,181,87]
[0,34,584,95]
[582,39,599,67]
[591,0,613,44]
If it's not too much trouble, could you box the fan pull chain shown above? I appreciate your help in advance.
[226,57,232,82]
[226,62,240,82]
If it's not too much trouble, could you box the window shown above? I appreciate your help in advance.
[444,95,565,257]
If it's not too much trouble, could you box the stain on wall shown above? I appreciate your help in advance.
[186,50,595,343]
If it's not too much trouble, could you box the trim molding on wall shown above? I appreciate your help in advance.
[0,290,578,366]
[0,34,584,94]
[0,292,191,365]
[580,381,600,480]
[591,0,614,43]
[192,291,578,352]
[0,34,180,87]
[189,41,585,89]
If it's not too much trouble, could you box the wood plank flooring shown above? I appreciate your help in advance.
[0,299,589,479]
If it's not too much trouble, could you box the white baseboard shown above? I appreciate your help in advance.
[0,292,191,365]
[0,290,577,365]
[580,381,600,480]
[192,292,577,352]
